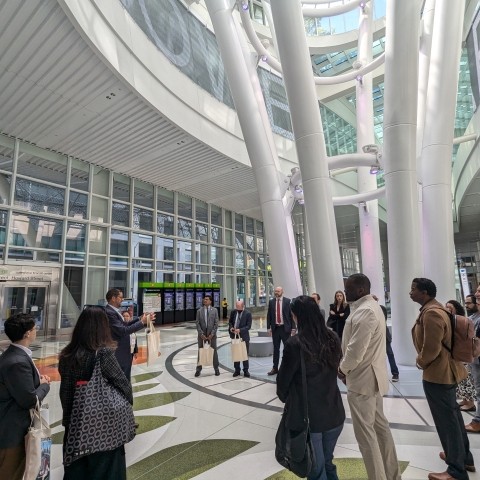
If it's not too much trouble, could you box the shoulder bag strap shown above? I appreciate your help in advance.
[299,349,309,427]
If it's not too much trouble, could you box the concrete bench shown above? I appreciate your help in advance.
[249,337,273,357]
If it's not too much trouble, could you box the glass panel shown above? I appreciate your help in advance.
[246,217,254,235]
[236,276,245,300]
[256,237,264,252]
[157,213,174,235]
[247,276,257,307]
[68,191,88,219]
[235,213,244,231]
[235,232,244,249]
[246,234,255,251]
[86,268,106,304]
[256,220,263,236]
[178,193,192,218]
[89,255,107,266]
[64,253,85,265]
[196,222,208,242]
[89,225,107,254]
[157,188,174,214]
[10,213,62,249]
[236,250,245,270]
[177,240,192,262]
[225,210,232,229]
[132,233,153,258]
[112,202,130,227]
[2,287,25,321]
[92,166,109,196]
[211,226,222,244]
[63,266,83,326]
[178,218,192,238]
[133,207,153,231]
[177,263,193,271]
[196,200,208,222]
[26,287,46,328]
[0,134,14,172]
[258,254,266,271]
[211,246,222,265]
[71,158,89,191]
[110,257,128,268]
[110,229,129,256]
[66,222,86,252]
[91,196,109,223]
[195,243,208,263]
[18,141,68,185]
[134,179,154,208]
[0,173,10,205]
[113,173,131,202]
[15,178,64,215]
[247,251,255,271]
[0,210,7,244]
[211,204,222,226]
[157,237,174,261]
[225,248,234,267]
[8,249,60,262]
[225,229,232,246]
[109,270,128,295]
[259,276,267,305]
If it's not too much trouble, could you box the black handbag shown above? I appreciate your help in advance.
[64,353,136,466]
[275,349,316,477]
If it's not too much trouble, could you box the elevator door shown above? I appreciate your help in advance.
[0,283,49,336]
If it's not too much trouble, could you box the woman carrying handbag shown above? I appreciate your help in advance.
[59,307,135,480]
[277,296,345,480]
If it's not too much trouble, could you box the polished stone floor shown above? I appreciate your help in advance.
[27,316,480,479]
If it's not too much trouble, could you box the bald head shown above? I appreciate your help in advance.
[235,300,245,311]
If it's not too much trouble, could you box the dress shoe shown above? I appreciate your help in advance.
[427,471,455,480]
[214,369,220,376]
[194,369,201,377]
[391,373,399,382]
[243,371,250,378]
[465,421,480,433]
[460,401,476,412]
[267,368,278,375]
[439,451,476,472]
[233,371,240,377]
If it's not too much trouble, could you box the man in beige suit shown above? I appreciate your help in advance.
[339,273,401,480]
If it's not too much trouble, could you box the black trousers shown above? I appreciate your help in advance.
[272,325,290,369]
[423,380,473,480]
[234,341,250,372]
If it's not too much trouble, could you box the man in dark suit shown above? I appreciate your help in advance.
[267,286,295,375]
[105,288,150,381]
[229,299,252,377]
[195,295,220,377]
[0,313,50,479]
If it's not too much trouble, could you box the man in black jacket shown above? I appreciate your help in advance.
[267,286,295,375]
[0,313,50,479]
[105,288,151,381]
[229,300,252,377]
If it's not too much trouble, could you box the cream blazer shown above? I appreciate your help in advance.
[340,295,389,396]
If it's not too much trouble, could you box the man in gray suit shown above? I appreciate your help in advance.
[339,274,400,480]
[195,295,220,377]
[311,292,326,320]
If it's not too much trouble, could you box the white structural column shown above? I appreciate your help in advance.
[421,0,465,301]
[270,1,344,302]
[302,207,316,294]
[383,0,423,365]
[356,3,385,300]
[205,0,302,297]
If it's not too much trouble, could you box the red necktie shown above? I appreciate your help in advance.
[276,299,281,325]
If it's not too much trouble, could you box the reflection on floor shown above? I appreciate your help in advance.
[28,315,480,480]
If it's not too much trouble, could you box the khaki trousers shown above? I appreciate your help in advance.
[347,390,401,480]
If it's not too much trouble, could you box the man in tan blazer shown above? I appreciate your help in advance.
[411,278,473,480]
[339,273,401,480]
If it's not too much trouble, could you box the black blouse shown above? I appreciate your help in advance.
[327,303,350,339]
[276,336,345,433]
[59,347,133,428]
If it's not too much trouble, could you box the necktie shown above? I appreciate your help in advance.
[276,299,281,325]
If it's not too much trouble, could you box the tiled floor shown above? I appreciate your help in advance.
[28,316,480,479]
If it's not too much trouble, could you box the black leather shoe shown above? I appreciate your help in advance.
[267,368,278,375]
[233,371,240,377]
[439,451,475,472]
[214,369,220,376]
[244,371,250,378]
[194,369,201,377]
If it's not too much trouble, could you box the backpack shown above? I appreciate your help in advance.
[442,311,480,363]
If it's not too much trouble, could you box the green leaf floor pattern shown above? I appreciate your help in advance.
[127,439,258,480]
[265,459,409,480]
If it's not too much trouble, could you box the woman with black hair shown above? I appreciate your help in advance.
[59,307,133,480]
[277,296,345,480]
[445,299,477,413]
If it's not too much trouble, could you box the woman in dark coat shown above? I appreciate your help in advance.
[277,296,345,480]
[327,290,350,339]
[59,307,133,480]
